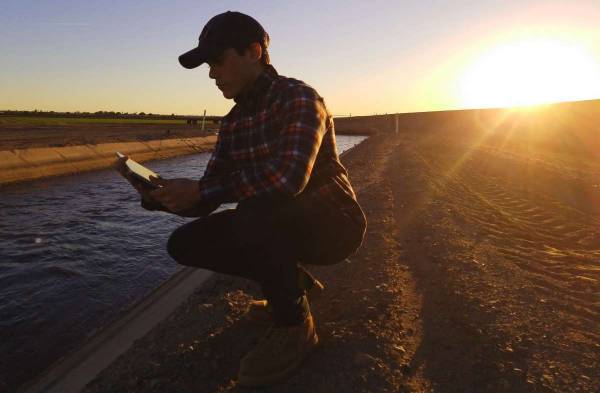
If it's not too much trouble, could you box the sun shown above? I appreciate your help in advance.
[458,37,600,108]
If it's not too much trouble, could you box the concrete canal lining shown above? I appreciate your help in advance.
[0,135,217,186]
[19,267,213,393]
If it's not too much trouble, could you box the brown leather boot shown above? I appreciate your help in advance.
[238,310,318,386]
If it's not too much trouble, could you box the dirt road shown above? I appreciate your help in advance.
[389,130,599,392]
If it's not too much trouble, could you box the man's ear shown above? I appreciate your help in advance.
[247,42,262,63]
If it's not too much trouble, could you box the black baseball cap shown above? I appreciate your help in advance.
[178,11,269,69]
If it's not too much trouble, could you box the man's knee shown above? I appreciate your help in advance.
[167,224,210,268]
[166,210,236,267]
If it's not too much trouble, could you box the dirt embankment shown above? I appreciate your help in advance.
[0,124,217,151]
[80,129,598,392]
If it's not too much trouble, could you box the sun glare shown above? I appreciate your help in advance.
[458,37,600,109]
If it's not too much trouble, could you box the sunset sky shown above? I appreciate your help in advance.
[2,0,600,116]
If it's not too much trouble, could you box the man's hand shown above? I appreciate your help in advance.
[114,155,157,203]
[148,176,202,213]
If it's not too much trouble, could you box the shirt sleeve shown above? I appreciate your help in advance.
[197,84,328,204]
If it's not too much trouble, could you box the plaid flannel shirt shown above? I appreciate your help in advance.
[198,64,359,210]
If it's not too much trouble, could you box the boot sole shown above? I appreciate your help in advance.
[238,331,319,387]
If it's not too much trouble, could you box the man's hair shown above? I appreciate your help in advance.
[233,41,270,65]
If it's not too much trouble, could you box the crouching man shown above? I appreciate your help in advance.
[116,10,366,387]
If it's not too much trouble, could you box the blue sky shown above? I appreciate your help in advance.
[2,0,599,116]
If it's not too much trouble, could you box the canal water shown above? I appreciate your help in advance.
[0,134,367,391]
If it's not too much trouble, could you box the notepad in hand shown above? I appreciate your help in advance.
[116,152,163,189]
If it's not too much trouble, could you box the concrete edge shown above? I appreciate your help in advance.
[19,267,213,393]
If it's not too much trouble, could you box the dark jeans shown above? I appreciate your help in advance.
[166,191,366,325]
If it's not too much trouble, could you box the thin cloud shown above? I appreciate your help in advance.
[45,22,90,27]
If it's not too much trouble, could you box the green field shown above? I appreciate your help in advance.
[0,116,187,126]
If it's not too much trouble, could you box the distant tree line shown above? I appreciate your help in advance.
[0,109,221,122]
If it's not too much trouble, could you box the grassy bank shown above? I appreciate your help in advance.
[0,116,188,127]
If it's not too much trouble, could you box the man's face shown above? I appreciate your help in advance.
[207,47,257,99]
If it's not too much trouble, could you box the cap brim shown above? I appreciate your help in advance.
[178,45,210,69]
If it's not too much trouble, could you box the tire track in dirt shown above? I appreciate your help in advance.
[420,146,599,324]
[389,132,598,392]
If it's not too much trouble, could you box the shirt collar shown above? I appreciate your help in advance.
[233,64,278,110]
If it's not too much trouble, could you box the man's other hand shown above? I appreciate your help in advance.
[149,176,202,213]
[114,155,130,178]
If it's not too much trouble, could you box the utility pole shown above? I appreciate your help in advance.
[201,109,206,131]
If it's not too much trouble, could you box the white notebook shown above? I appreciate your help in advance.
[116,152,162,188]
